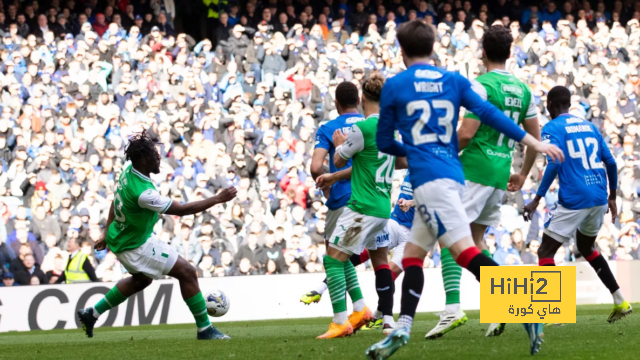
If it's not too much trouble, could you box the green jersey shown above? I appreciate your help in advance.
[338,114,395,219]
[106,163,173,254]
[460,70,536,190]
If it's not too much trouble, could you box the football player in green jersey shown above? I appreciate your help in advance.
[426,25,541,339]
[77,131,237,340]
[316,74,405,339]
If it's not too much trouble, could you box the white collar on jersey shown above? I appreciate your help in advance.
[131,167,152,182]
[491,69,512,75]
[366,113,380,120]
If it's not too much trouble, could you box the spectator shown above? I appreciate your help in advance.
[0,271,17,287]
[56,237,98,283]
[14,253,47,285]
[494,233,523,265]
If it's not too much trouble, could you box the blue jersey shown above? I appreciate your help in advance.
[314,112,365,210]
[391,173,414,229]
[376,64,527,190]
[537,114,617,210]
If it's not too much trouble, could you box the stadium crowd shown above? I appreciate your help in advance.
[2,0,640,286]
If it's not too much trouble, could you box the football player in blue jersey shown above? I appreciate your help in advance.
[365,20,564,359]
[523,86,632,323]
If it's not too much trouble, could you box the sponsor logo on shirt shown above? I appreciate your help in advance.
[345,117,363,124]
[486,149,513,159]
[501,84,524,96]
[415,69,443,79]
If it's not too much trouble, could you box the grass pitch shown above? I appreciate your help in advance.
[0,304,637,360]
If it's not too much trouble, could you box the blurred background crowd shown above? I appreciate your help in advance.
[1,0,640,287]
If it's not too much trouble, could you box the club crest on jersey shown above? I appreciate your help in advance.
[415,69,442,79]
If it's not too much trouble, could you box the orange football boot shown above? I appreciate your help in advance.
[349,306,375,332]
[316,321,354,339]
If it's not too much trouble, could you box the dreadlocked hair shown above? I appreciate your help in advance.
[362,72,385,102]
[125,129,159,168]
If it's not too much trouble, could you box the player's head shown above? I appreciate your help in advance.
[396,19,435,65]
[334,81,359,113]
[361,72,385,108]
[125,129,161,174]
[547,86,571,119]
[482,25,513,64]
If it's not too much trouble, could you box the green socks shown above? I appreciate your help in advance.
[441,248,461,305]
[324,256,347,314]
[344,259,365,311]
[185,292,212,330]
[95,286,128,315]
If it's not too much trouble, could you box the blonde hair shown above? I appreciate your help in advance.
[362,72,385,102]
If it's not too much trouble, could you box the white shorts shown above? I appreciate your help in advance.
[387,219,410,269]
[325,206,345,241]
[410,179,471,252]
[544,204,608,243]
[463,180,504,227]
[116,238,179,280]
[328,207,390,255]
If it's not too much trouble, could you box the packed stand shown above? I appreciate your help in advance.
[1,0,639,287]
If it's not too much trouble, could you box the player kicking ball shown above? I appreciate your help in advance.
[316,75,402,339]
[302,172,415,334]
[365,20,563,359]
[427,24,542,340]
[77,131,238,340]
[523,86,632,323]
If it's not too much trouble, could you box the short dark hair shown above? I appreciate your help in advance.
[547,86,571,107]
[397,20,435,58]
[482,25,513,63]
[335,81,359,108]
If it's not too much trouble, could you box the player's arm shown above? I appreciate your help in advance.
[459,76,563,162]
[458,117,481,150]
[377,80,406,157]
[395,157,408,169]
[165,187,237,216]
[311,127,330,181]
[94,202,114,251]
[522,129,560,221]
[508,116,541,191]
[334,125,364,168]
[600,133,619,221]
[316,167,352,189]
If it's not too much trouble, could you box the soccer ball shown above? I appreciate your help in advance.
[205,290,230,317]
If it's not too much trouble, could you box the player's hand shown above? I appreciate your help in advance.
[607,195,617,222]
[522,200,539,222]
[316,173,337,188]
[332,129,348,147]
[535,142,564,163]
[94,237,107,251]
[216,187,238,203]
[507,173,526,192]
[398,198,414,212]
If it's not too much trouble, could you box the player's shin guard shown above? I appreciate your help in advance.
[374,264,394,317]
[455,247,498,282]
[94,286,128,316]
[344,260,365,311]
[585,251,620,294]
[324,256,348,320]
[185,292,212,331]
[398,258,424,331]
[539,258,556,266]
[440,248,461,308]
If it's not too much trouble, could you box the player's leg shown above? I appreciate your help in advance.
[166,252,230,339]
[301,249,369,305]
[575,205,632,322]
[538,205,583,266]
[317,208,365,338]
[369,246,395,332]
[367,183,442,359]
[78,273,152,338]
